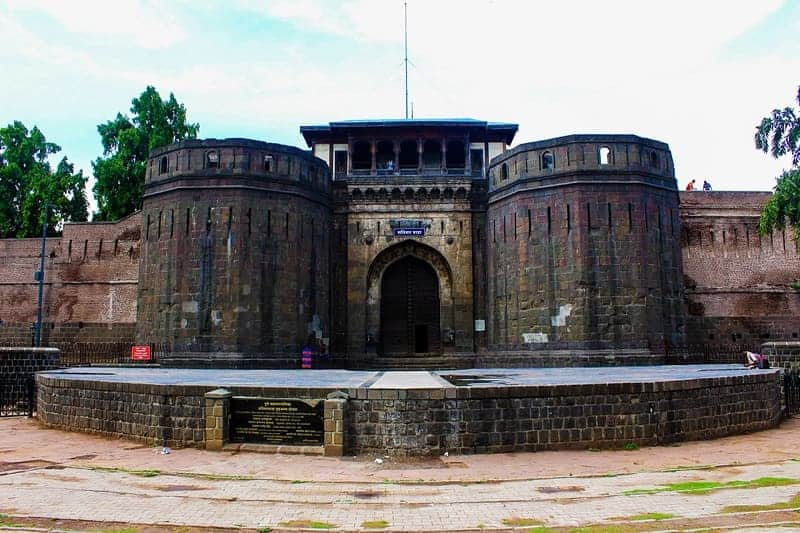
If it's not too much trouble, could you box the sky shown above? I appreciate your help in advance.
[1,0,799,216]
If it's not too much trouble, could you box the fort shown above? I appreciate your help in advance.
[1,119,797,367]
[3,117,796,455]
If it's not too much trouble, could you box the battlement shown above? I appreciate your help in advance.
[146,138,330,196]
[488,134,675,193]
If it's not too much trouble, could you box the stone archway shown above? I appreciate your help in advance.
[366,241,454,356]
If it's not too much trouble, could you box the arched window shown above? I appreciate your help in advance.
[206,151,219,169]
[351,141,371,171]
[598,146,610,165]
[542,151,554,170]
[650,151,660,169]
[159,156,168,174]
[501,162,508,180]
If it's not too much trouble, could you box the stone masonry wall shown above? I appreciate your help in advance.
[36,377,207,447]
[137,139,331,366]
[486,135,685,356]
[346,372,781,456]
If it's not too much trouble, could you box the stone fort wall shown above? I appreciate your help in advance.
[1,137,798,359]
[137,139,330,366]
[0,214,140,347]
[680,191,800,347]
[485,135,685,359]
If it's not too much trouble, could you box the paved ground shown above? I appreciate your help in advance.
[40,364,771,389]
[3,416,800,532]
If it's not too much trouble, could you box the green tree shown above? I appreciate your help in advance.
[92,86,199,221]
[756,85,800,247]
[0,121,88,238]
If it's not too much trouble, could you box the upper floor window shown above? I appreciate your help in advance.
[542,151,555,170]
[159,156,168,174]
[207,151,219,169]
[352,141,371,171]
[501,162,509,181]
[650,151,660,169]
[599,146,610,165]
[264,154,273,173]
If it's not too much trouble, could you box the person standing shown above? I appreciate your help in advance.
[685,179,696,191]
[703,180,712,191]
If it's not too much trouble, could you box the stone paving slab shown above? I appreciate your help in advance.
[40,364,772,389]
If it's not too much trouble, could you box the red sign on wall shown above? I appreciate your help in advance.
[131,345,151,361]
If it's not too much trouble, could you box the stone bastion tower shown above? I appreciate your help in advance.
[136,139,331,367]
[485,135,686,364]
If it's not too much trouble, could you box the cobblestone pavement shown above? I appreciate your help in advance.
[3,417,800,532]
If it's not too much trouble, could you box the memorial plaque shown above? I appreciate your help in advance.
[230,397,324,446]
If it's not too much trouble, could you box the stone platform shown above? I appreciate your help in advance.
[36,365,782,456]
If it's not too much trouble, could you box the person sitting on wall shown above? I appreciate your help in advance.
[745,351,769,369]
[685,179,696,191]
[703,180,712,191]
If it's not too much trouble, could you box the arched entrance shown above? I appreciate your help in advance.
[366,241,454,357]
[380,256,441,355]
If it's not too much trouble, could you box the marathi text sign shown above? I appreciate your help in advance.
[229,397,324,446]
[393,228,425,236]
[130,345,151,361]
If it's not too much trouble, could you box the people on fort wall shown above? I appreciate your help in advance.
[685,179,713,191]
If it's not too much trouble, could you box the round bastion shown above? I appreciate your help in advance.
[137,138,331,368]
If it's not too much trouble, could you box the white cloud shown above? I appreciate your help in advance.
[5,0,187,49]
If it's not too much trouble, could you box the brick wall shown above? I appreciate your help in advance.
[0,213,139,344]
[681,191,800,346]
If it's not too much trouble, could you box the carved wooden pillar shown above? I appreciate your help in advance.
[464,135,471,176]
[393,140,400,175]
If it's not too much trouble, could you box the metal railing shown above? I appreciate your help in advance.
[0,377,34,417]
[784,367,800,416]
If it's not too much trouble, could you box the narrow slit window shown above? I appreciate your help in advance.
[185,207,190,236]
[566,204,571,232]
[159,156,168,174]
[628,203,633,232]
[157,211,162,239]
[586,203,591,230]
[247,208,252,235]
[267,210,271,236]
[170,209,174,238]
[547,207,552,235]
[607,203,612,229]
[527,209,531,235]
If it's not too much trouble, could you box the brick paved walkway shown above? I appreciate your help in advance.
[3,417,800,531]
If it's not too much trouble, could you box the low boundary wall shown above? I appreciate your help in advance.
[36,367,782,456]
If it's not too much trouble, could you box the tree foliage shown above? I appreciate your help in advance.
[756,85,800,248]
[92,86,199,221]
[0,121,88,238]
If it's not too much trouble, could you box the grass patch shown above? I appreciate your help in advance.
[622,443,639,451]
[89,466,160,478]
[278,520,337,529]
[587,448,601,452]
[257,528,273,533]
[624,512,675,521]
[502,517,542,527]
[624,476,800,495]
[566,527,635,533]
[290,480,307,484]
[361,519,389,529]
[98,529,137,533]
[721,492,800,513]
